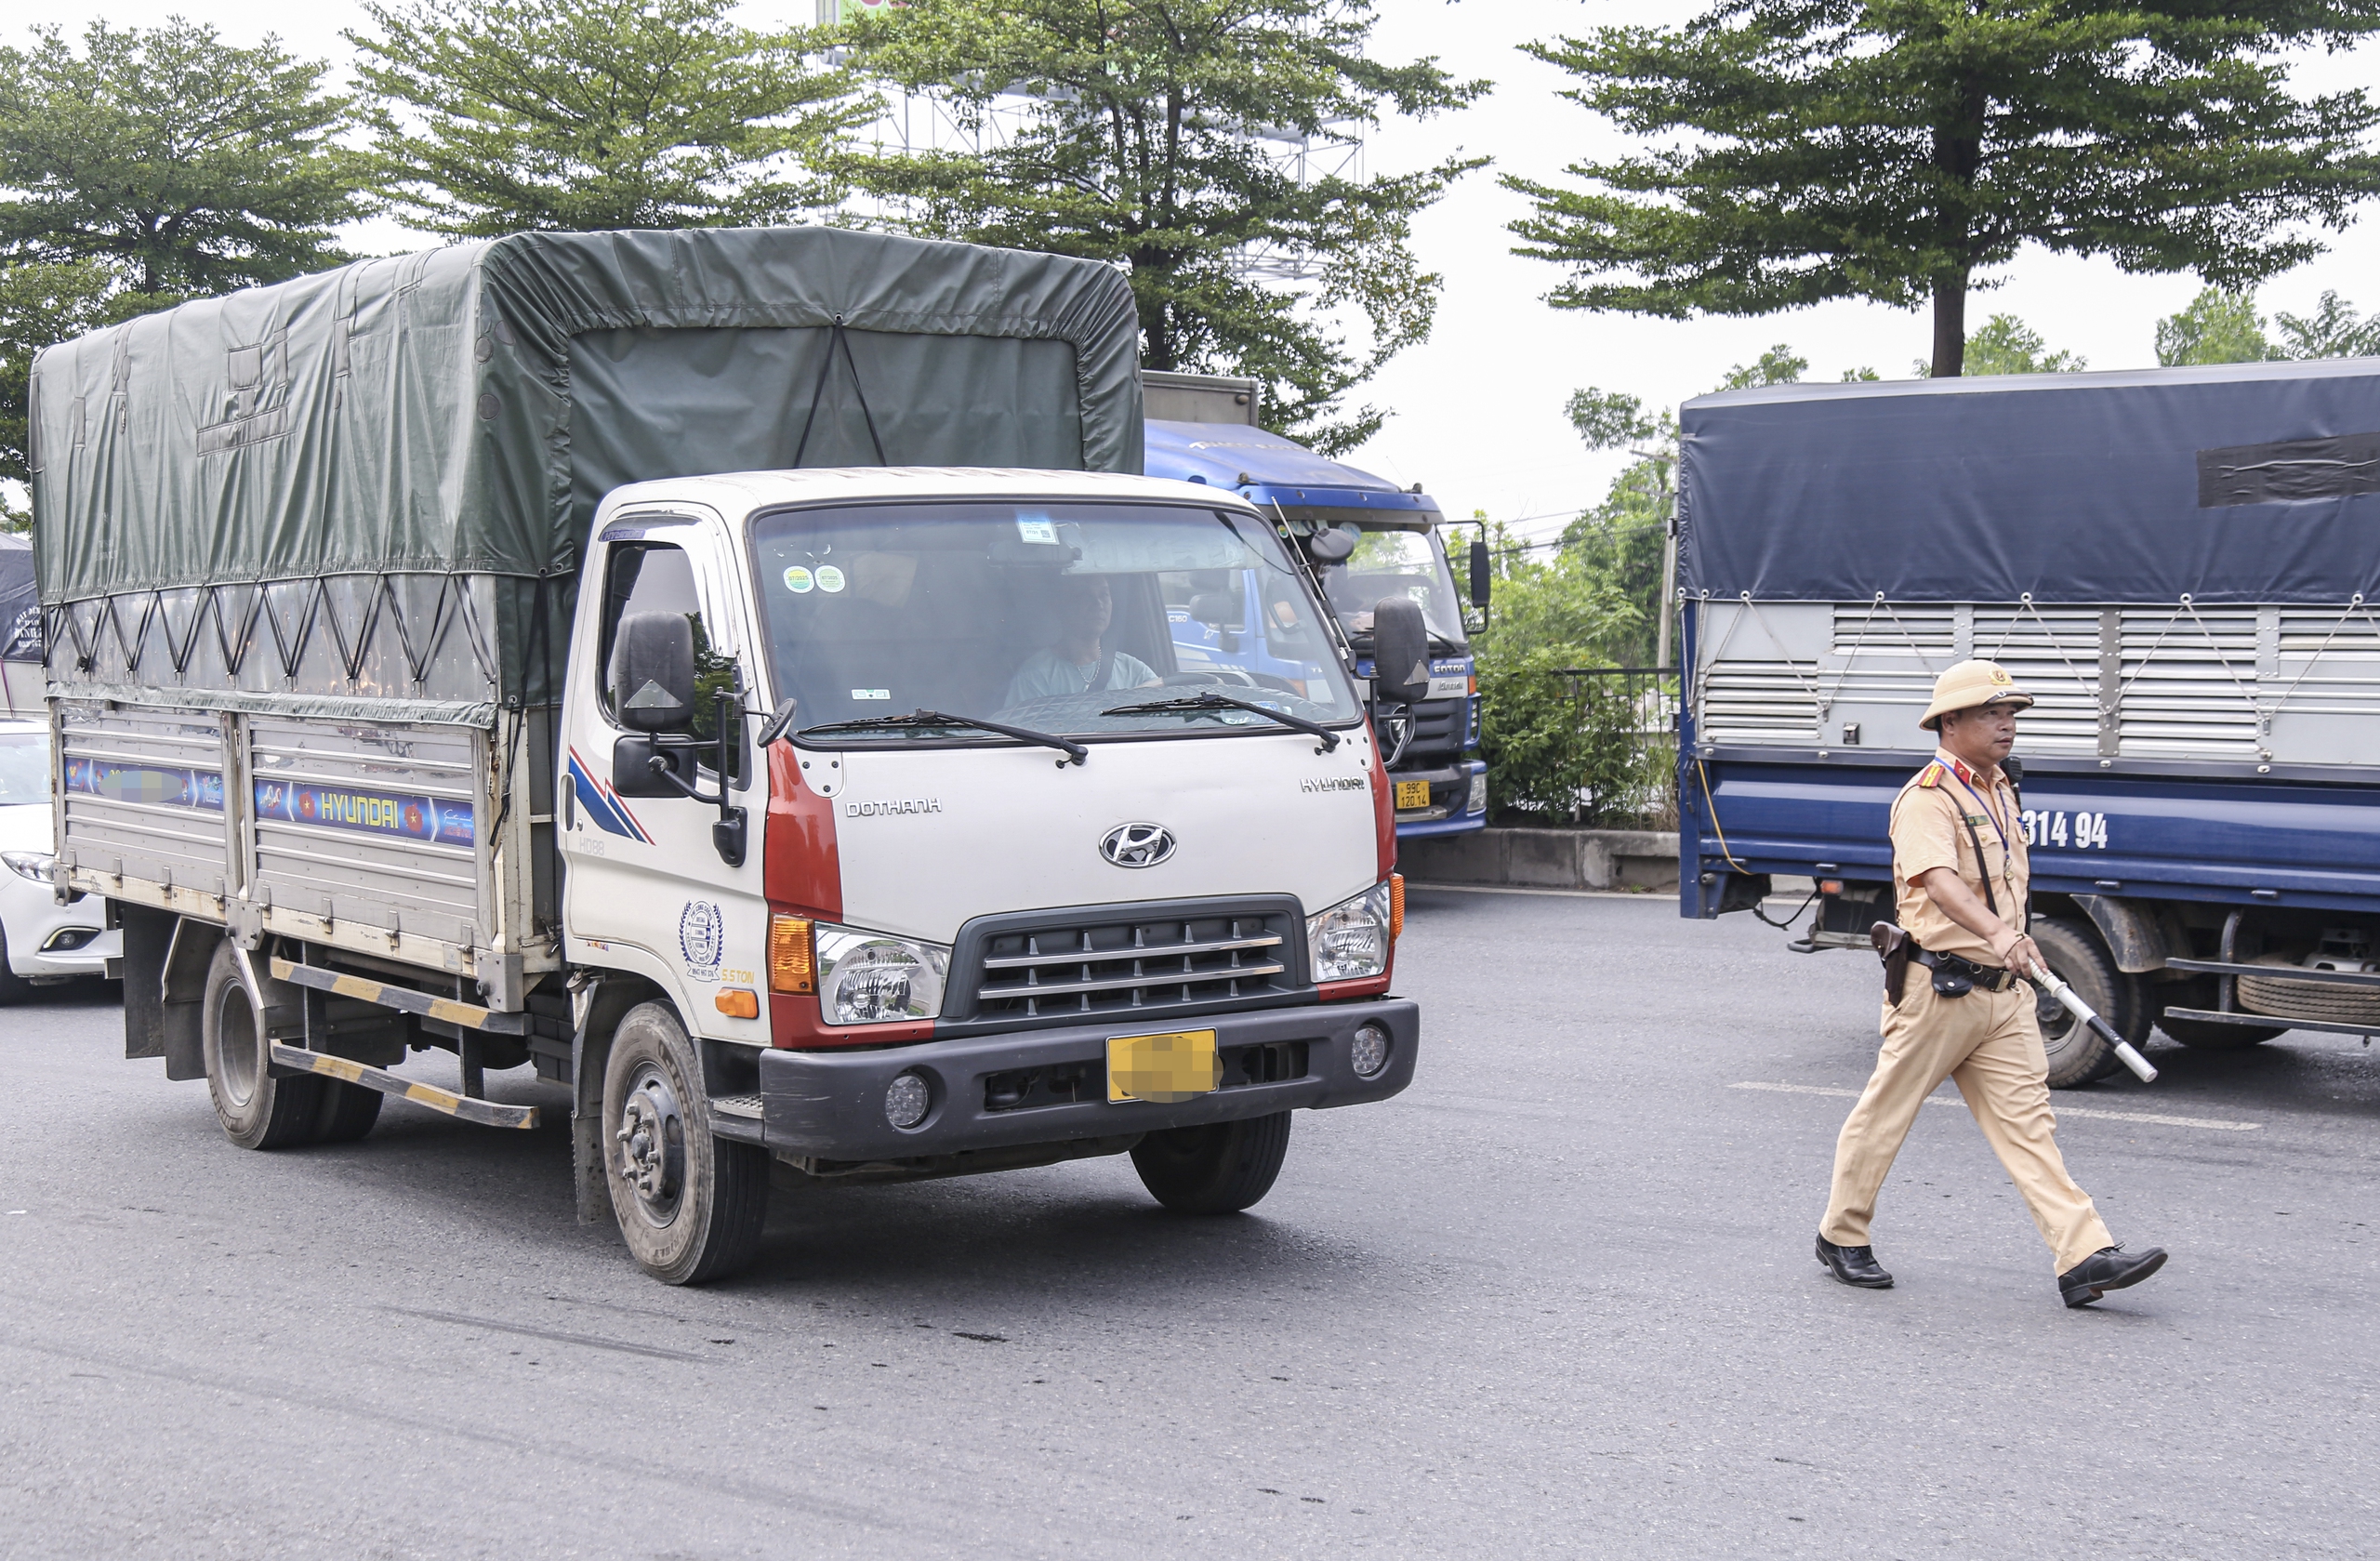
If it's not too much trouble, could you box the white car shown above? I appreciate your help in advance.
[0,719,116,998]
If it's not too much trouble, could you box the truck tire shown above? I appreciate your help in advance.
[203,940,324,1149]
[311,1079,385,1143]
[602,1001,769,1285]
[2030,918,2145,1088]
[1131,1112,1292,1214]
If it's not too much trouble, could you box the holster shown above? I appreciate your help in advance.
[1871,922,1911,1004]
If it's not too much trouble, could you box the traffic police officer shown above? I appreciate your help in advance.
[1814,659,2169,1308]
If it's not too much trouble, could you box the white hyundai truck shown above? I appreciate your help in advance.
[28,228,1420,1284]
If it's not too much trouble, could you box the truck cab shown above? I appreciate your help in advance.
[556,468,1417,1277]
[1143,374,1488,839]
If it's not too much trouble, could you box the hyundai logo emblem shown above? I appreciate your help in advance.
[1100,822,1176,867]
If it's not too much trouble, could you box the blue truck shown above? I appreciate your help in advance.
[1674,360,2380,1087]
[1143,373,1488,839]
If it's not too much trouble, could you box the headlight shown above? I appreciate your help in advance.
[2,850,53,885]
[1465,770,1488,815]
[815,924,950,1025]
[1307,882,1394,983]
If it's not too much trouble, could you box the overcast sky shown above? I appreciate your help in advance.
[23,1,2380,541]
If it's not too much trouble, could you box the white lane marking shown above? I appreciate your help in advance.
[1729,1080,2260,1131]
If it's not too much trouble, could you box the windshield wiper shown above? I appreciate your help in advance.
[1099,691,1342,752]
[797,708,1088,766]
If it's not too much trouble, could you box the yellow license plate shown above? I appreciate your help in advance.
[1107,1028,1221,1104]
[1395,779,1432,810]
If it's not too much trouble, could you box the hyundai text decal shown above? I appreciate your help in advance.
[1302,776,1365,793]
[254,777,475,846]
[844,798,943,817]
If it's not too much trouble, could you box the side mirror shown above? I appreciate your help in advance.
[1469,535,1491,608]
[610,611,695,733]
[1308,525,1357,562]
[1370,594,1431,704]
[1189,591,1242,652]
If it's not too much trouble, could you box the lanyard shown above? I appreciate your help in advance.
[1943,761,2016,891]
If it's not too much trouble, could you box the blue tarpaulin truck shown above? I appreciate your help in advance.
[1674,360,2380,1087]
[1143,373,1488,839]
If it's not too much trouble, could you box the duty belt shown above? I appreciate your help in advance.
[1913,947,2022,993]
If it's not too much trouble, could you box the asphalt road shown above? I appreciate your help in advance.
[5,888,2376,1559]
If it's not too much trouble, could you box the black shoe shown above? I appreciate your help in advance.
[1816,1235,1894,1289]
[2059,1244,2168,1308]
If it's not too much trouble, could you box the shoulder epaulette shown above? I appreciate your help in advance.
[1916,761,1946,788]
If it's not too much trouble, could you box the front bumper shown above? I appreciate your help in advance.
[1395,760,1488,838]
[0,880,115,978]
[760,998,1418,1162]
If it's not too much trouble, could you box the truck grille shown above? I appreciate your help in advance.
[1401,697,1463,759]
[939,895,1310,1036]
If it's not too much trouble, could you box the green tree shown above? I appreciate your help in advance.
[2274,289,2380,357]
[0,20,363,500]
[350,0,865,234]
[1506,1,2380,377]
[829,0,1487,453]
[1911,312,2083,376]
[0,21,363,295]
[2156,288,2281,365]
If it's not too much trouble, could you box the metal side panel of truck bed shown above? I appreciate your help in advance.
[1679,595,2380,918]
[56,698,551,995]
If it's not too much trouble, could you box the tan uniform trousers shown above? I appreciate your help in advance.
[1820,976,2114,1274]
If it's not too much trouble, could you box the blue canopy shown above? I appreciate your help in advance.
[1679,358,2380,605]
[1144,420,1437,523]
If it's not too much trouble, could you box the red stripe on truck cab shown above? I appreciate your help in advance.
[761,740,932,1050]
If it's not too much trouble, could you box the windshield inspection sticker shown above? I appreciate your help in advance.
[815,564,847,592]
[851,688,892,700]
[783,565,814,593]
[1016,516,1058,545]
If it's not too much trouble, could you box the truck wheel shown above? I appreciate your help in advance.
[602,1001,769,1285]
[1131,1112,1292,1214]
[202,941,324,1149]
[311,1079,385,1143]
[2030,918,2144,1088]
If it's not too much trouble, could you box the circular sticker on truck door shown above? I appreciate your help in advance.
[679,900,723,981]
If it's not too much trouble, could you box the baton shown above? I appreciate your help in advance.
[2021,960,2159,1083]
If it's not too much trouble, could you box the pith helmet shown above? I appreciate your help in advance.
[1920,658,2033,731]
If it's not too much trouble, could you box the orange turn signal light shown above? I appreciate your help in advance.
[1390,873,1405,940]
[1819,880,1844,896]
[715,987,760,1019]
[769,914,815,995]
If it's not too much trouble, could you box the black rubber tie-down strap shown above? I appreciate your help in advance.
[790,318,890,468]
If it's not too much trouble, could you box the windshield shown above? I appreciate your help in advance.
[0,733,47,803]
[748,501,1359,744]
[1317,526,1467,650]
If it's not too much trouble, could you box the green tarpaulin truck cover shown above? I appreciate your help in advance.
[28,226,1144,714]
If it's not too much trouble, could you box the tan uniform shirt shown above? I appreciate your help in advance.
[1888,748,2030,964]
